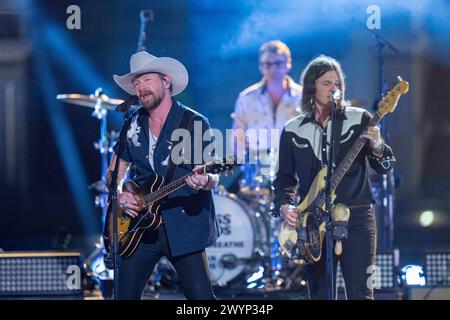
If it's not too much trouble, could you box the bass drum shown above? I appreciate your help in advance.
[206,192,268,287]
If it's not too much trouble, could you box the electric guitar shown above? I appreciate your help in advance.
[278,76,409,262]
[103,156,237,258]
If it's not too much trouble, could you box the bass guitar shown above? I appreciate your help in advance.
[278,77,409,263]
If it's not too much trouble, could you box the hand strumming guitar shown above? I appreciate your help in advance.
[118,192,139,218]
[281,204,298,228]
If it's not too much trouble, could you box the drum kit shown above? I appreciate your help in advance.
[205,151,308,297]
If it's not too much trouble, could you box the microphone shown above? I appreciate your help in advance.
[115,95,139,112]
[331,89,341,102]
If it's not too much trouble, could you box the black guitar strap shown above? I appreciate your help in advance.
[163,108,195,184]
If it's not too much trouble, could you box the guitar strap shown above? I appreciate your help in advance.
[163,108,195,184]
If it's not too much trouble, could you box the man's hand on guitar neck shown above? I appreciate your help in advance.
[186,165,219,191]
[361,125,384,157]
[281,204,298,228]
[119,192,139,218]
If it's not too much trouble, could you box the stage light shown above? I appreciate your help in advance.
[401,265,426,286]
[337,251,398,289]
[420,210,434,227]
[246,266,264,284]
[425,253,450,286]
[0,252,83,297]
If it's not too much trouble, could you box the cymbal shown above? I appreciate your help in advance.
[57,93,126,111]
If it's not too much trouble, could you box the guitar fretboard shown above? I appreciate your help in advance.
[314,112,382,209]
[137,157,234,208]
[331,112,382,189]
[142,173,194,206]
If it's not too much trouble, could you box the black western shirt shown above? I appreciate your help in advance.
[273,106,396,216]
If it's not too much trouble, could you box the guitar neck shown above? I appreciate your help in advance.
[312,76,409,209]
[314,112,383,209]
[142,173,193,206]
[331,112,383,190]
[139,157,235,207]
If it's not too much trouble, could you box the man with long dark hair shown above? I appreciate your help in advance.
[273,55,396,299]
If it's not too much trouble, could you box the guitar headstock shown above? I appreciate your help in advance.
[202,155,239,176]
[378,76,409,116]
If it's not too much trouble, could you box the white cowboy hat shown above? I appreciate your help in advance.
[113,51,189,96]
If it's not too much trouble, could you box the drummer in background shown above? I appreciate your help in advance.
[231,40,302,189]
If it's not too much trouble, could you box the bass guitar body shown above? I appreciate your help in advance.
[278,167,330,261]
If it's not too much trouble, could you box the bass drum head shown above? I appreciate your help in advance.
[206,193,256,286]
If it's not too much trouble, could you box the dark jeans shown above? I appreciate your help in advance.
[118,225,215,300]
[305,206,377,300]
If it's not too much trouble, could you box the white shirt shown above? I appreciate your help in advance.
[148,129,157,170]
[231,76,303,154]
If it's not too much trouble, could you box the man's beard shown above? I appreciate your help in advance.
[140,90,165,111]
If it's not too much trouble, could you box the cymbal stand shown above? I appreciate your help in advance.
[91,88,114,222]
[90,88,115,286]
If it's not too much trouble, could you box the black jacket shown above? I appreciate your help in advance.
[113,100,220,256]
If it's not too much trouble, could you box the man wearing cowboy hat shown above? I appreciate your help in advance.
[106,51,219,300]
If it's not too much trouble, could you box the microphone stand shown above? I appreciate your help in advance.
[324,95,339,300]
[105,101,135,300]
